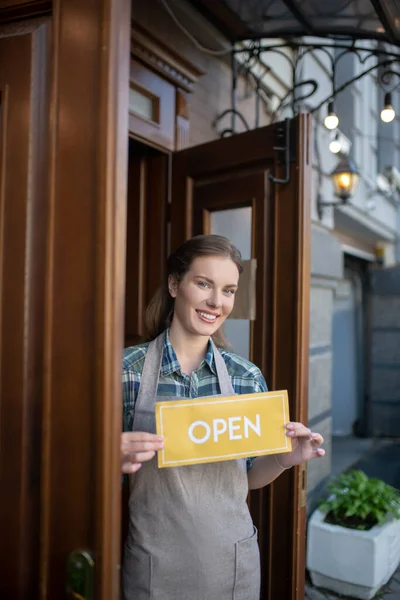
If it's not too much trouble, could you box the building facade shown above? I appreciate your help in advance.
[2,0,399,596]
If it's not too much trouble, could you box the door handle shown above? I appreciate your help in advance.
[66,549,94,600]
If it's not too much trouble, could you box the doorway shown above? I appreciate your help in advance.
[124,138,169,346]
[331,255,370,476]
[332,255,368,437]
[121,116,312,600]
[332,270,360,436]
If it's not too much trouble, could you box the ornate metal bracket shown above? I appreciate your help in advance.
[212,38,400,153]
[316,193,348,221]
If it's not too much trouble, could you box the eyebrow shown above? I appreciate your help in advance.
[194,275,238,288]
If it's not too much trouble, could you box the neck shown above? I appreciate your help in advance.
[169,320,210,375]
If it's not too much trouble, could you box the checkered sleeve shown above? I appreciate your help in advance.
[121,365,140,485]
[122,368,137,432]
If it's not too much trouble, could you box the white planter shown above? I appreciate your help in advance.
[307,507,400,600]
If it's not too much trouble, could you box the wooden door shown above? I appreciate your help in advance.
[0,22,50,600]
[171,115,311,600]
[0,1,130,598]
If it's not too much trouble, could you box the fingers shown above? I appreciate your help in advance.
[121,431,164,473]
[126,450,157,463]
[286,422,312,438]
[122,439,164,452]
[121,432,164,453]
[286,423,324,445]
[310,433,324,446]
[122,461,143,474]
[121,452,156,474]
[285,423,325,464]
[309,447,325,460]
[121,431,164,445]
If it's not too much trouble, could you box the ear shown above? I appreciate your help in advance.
[168,274,178,298]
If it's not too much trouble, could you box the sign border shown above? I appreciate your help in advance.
[156,391,291,467]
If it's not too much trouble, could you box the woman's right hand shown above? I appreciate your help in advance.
[121,432,164,474]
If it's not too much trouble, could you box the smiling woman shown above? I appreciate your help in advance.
[169,254,238,344]
[120,234,325,600]
[144,234,243,348]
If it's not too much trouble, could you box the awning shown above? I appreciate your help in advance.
[191,1,400,45]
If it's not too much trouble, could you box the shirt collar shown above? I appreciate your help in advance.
[203,340,216,374]
[160,329,217,376]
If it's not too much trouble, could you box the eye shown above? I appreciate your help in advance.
[224,288,236,296]
[198,281,210,289]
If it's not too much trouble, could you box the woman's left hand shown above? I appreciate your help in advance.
[279,422,325,468]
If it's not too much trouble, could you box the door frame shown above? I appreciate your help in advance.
[0,1,131,598]
[42,2,131,597]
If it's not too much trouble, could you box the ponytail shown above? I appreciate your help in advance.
[144,285,174,342]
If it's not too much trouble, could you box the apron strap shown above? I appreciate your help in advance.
[135,331,235,415]
[135,332,165,404]
[132,332,164,432]
[211,338,235,396]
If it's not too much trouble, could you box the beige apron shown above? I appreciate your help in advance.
[122,332,260,600]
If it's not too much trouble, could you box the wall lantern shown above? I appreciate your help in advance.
[317,156,360,219]
[331,156,360,200]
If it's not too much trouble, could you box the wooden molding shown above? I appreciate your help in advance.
[176,88,189,119]
[38,1,131,598]
[129,60,176,150]
[175,89,190,150]
[131,25,203,93]
[0,1,51,23]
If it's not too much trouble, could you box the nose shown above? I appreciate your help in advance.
[207,288,222,308]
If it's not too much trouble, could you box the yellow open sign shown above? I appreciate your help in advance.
[155,391,291,468]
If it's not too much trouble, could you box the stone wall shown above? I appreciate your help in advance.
[307,225,343,510]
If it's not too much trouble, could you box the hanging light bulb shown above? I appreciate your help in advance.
[381,92,395,123]
[324,100,339,130]
[329,132,341,154]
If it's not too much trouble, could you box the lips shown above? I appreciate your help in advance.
[196,310,219,323]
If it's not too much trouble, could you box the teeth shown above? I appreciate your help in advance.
[197,311,217,321]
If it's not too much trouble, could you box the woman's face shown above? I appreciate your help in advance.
[169,255,239,337]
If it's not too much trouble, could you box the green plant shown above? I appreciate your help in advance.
[319,470,400,531]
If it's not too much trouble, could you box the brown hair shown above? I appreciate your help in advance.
[144,235,243,347]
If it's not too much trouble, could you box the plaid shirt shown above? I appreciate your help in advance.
[122,330,268,469]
